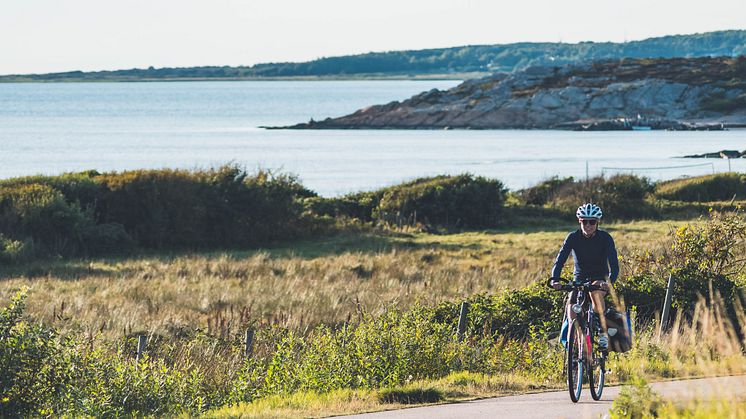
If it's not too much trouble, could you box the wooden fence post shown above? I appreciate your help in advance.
[660,273,675,334]
[457,302,470,341]
[135,335,146,364]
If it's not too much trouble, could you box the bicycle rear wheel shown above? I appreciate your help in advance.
[567,320,583,402]
[588,327,605,400]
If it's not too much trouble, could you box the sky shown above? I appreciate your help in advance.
[1,0,744,75]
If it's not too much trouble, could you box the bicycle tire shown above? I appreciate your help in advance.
[567,320,583,402]
[588,321,605,400]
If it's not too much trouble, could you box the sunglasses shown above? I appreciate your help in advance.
[580,219,598,225]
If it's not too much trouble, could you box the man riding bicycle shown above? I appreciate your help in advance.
[550,203,619,350]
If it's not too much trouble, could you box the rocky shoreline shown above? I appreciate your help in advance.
[559,118,731,131]
[682,150,746,158]
[277,57,746,130]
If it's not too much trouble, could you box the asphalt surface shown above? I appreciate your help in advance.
[339,375,746,419]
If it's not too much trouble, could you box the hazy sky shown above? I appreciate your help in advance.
[1,0,743,75]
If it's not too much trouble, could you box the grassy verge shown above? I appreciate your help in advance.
[611,377,746,418]
[205,372,544,418]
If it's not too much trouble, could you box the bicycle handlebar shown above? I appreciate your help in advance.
[546,277,605,292]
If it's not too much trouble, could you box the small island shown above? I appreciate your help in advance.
[682,150,746,158]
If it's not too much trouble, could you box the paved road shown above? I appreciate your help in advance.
[340,375,746,419]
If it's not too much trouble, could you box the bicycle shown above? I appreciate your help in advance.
[548,277,607,403]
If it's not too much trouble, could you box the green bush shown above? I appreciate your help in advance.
[435,285,565,340]
[0,234,33,262]
[97,168,207,247]
[0,184,94,256]
[0,170,104,211]
[374,174,507,229]
[618,210,746,321]
[610,377,662,418]
[550,174,655,220]
[515,176,574,206]
[0,292,227,417]
[304,191,380,222]
[0,290,81,417]
[95,166,316,249]
[666,211,745,317]
[654,173,746,202]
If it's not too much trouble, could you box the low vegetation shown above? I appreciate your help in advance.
[1,169,746,416]
[0,166,320,260]
[610,377,746,418]
[654,172,746,202]
[514,174,655,220]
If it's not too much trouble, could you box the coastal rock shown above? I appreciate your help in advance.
[282,57,746,130]
[682,150,744,158]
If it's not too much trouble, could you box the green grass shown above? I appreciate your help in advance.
[654,173,746,202]
[610,377,746,419]
[1,214,745,417]
[203,372,543,418]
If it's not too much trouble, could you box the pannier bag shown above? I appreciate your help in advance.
[604,308,633,353]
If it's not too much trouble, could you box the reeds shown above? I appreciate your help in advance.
[610,289,746,382]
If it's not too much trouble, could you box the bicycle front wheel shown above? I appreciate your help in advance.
[567,320,584,403]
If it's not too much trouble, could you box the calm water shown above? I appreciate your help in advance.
[2,80,746,196]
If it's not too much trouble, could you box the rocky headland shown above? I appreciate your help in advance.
[282,57,746,130]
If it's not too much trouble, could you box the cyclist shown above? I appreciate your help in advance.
[550,203,619,350]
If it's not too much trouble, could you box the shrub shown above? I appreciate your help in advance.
[0,292,227,417]
[0,184,94,256]
[0,166,321,256]
[550,174,655,220]
[305,191,380,222]
[235,170,314,246]
[80,222,135,255]
[0,234,33,262]
[97,168,211,248]
[617,210,746,321]
[374,174,507,229]
[0,171,103,211]
[0,290,81,417]
[515,176,574,206]
[94,166,313,249]
[433,285,564,340]
[654,173,746,202]
[609,377,662,418]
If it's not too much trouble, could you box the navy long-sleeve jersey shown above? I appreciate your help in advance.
[551,229,619,283]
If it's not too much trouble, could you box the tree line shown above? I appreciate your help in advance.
[3,30,745,81]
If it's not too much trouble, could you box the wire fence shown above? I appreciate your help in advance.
[601,162,716,176]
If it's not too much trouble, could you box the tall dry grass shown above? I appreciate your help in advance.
[611,291,746,381]
[0,221,672,341]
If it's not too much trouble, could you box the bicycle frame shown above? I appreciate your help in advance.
[567,284,596,361]
[551,277,606,402]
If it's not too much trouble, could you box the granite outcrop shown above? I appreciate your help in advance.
[283,57,746,130]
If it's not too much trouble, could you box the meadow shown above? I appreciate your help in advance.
[1,168,746,417]
[0,220,672,339]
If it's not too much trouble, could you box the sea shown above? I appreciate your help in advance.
[1,80,745,197]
